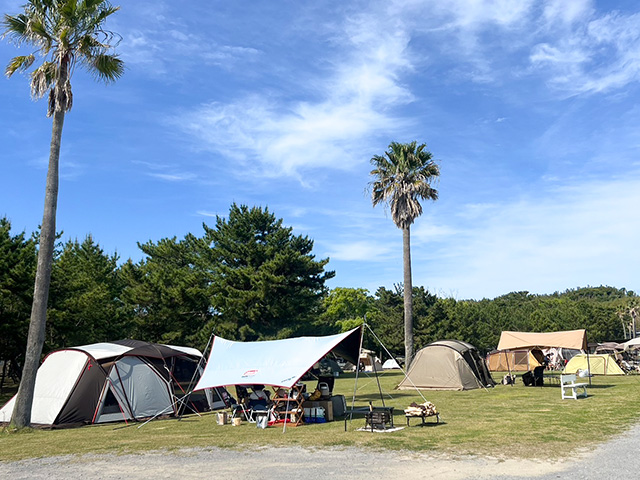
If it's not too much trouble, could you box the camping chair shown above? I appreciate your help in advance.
[231,386,256,422]
[232,385,274,423]
[533,366,545,386]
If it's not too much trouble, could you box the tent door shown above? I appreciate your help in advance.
[94,381,133,424]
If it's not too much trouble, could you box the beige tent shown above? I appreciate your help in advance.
[398,340,495,391]
[487,349,543,372]
[497,330,587,351]
[358,350,382,372]
[563,354,625,375]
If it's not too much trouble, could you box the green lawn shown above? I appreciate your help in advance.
[2,371,640,461]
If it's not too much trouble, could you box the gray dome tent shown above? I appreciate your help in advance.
[0,340,231,427]
[398,340,495,391]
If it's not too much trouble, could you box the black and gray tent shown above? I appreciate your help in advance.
[0,340,230,427]
[398,340,495,391]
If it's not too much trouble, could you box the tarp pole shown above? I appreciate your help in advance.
[372,355,385,408]
[177,329,216,421]
[586,330,592,386]
[347,322,366,430]
[504,351,513,387]
[365,321,427,402]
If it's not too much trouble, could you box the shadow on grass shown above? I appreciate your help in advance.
[406,421,446,428]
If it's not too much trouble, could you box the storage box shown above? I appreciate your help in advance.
[216,412,228,425]
[302,400,333,421]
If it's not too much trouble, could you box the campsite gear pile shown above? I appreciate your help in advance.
[404,401,438,417]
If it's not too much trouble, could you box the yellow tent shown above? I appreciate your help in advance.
[563,354,624,375]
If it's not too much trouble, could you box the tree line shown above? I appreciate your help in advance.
[2,208,637,388]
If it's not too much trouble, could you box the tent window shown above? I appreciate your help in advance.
[514,351,527,365]
[101,388,121,415]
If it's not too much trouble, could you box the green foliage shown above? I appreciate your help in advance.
[318,287,371,333]
[203,203,335,340]
[47,235,126,349]
[0,218,36,378]
[367,285,437,355]
[361,286,632,358]
[119,234,212,349]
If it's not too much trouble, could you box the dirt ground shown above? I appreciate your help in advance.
[0,446,562,480]
[2,422,639,480]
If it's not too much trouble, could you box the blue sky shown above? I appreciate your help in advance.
[1,0,640,300]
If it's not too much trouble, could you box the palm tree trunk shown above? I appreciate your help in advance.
[10,107,65,429]
[403,226,414,368]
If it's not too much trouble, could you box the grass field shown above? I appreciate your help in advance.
[2,371,640,462]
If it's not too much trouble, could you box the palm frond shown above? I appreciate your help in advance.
[4,0,123,113]
[89,53,123,82]
[5,54,35,77]
[369,141,440,229]
[30,61,57,99]
[2,13,28,41]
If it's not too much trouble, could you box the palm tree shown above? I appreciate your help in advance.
[3,0,123,429]
[369,141,439,368]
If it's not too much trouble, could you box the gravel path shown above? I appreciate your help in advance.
[2,423,638,479]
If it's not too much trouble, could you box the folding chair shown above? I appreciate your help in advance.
[231,386,256,422]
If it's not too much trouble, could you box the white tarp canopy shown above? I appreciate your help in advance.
[623,337,640,351]
[194,327,362,391]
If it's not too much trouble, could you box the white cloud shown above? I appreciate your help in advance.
[432,0,535,29]
[327,240,394,261]
[174,7,415,180]
[542,0,593,26]
[416,174,640,298]
[530,9,640,94]
[148,172,196,182]
[196,210,218,217]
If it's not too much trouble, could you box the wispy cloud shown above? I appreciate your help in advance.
[530,8,640,94]
[114,3,260,77]
[414,174,640,298]
[172,5,416,180]
[147,172,196,182]
[196,210,218,218]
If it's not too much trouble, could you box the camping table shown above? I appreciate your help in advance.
[405,412,440,426]
[344,406,394,431]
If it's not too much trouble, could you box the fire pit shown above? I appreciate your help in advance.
[364,407,394,431]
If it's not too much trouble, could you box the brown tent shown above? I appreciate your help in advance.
[487,349,544,372]
[495,330,588,379]
[497,330,587,351]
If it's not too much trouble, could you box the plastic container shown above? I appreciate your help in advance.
[255,411,269,429]
[319,382,330,398]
